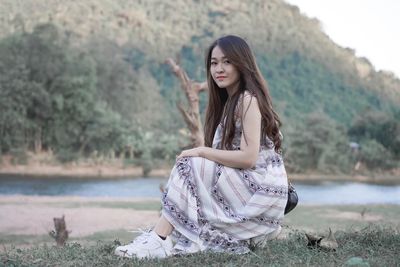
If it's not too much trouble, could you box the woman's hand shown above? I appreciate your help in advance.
[176,147,208,159]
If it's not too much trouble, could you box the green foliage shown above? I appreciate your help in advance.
[285,113,353,173]
[128,129,182,176]
[0,24,152,163]
[153,134,182,162]
[1,14,399,172]
[258,52,392,125]
[349,110,400,157]
[347,110,399,170]
[358,139,396,170]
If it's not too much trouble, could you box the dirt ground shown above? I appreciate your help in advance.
[0,196,161,238]
[1,195,399,243]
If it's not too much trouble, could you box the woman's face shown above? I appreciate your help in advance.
[210,46,240,92]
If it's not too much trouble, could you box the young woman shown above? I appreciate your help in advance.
[115,35,288,258]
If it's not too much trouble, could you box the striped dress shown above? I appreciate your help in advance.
[162,116,288,254]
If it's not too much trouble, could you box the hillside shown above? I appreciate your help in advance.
[1,0,399,103]
[0,0,399,173]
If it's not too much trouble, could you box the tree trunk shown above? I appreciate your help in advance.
[166,58,208,148]
[34,127,42,153]
[49,215,70,246]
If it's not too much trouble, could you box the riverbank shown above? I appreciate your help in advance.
[290,173,400,184]
[0,163,171,178]
[0,153,172,178]
[1,167,400,184]
[1,165,399,184]
[1,154,399,183]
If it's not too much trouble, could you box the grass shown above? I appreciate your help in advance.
[0,234,51,247]
[284,204,400,232]
[1,200,399,266]
[0,229,130,247]
[1,225,399,267]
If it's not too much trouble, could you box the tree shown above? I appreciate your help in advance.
[0,23,134,162]
[348,110,399,170]
[349,110,400,157]
[285,112,352,173]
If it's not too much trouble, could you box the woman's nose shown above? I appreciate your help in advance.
[216,63,224,72]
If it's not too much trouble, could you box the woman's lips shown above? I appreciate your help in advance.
[216,76,227,80]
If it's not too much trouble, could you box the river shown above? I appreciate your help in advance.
[0,176,399,205]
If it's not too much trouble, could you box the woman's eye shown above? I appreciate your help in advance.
[224,60,230,64]
[211,61,217,65]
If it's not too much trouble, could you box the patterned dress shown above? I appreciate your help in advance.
[162,114,288,254]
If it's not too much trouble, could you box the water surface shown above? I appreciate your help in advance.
[0,176,399,205]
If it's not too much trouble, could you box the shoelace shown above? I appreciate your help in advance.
[127,228,153,244]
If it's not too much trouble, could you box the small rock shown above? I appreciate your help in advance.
[344,257,370,266]
[305,233,323,247]
[319,228,338,251]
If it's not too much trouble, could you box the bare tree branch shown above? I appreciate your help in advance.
[166,58,208,147]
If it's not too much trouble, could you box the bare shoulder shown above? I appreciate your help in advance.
[241,90,259,108]
[242,90,256,98]
[236,90,260,119]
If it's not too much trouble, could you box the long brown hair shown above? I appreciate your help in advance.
[204,35,282,152]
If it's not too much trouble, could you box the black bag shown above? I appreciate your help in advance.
[284,182,298,214]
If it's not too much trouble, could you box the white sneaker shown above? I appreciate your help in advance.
[115,230,173,259]
[250,225,282,248]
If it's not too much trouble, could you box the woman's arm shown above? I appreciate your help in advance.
[177,94,261,169]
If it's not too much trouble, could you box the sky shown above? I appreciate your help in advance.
[284,0,400,78]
